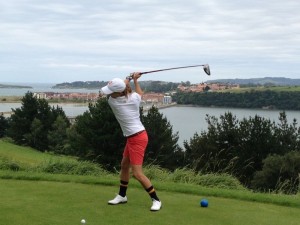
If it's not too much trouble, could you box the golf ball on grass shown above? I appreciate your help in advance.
[81,219,86,224]
[200,199,208,207]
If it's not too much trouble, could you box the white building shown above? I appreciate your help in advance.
[163,96,172,104]
[33,92,47,99]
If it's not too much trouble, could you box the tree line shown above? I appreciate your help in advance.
[0,92,299,194]
[52,80,181,93]
[173,90,300,110]
[183,112,300,193]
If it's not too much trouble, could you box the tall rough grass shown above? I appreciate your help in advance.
[274,176,300,195]
[0,156,108,176]
[143,164,245,190]
[35,159,109,176]
[1,157,245,190]
[0,156,21,171]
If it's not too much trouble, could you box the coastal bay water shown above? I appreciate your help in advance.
[159,106,300,146]
[0,82,99,116]
[0,82,99,96]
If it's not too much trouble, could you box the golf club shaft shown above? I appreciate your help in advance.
[140,64,206,74]
[126,64,210,80]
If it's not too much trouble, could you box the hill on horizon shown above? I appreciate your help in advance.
[206,77,300,86]
[51,77,300,89]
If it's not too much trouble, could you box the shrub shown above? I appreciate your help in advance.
[197,173,245,190]
[169,167,200,184]
[251,151,300,194]
[0,156,21,171]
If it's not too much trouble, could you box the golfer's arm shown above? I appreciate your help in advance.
[134,79,143,96]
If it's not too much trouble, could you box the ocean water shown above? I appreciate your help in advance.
[160,106,300,146]
[0,82,95,117]
[0,82,99,96]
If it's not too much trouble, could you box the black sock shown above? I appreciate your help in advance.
[119,180,128,197]
[146,185,160,201]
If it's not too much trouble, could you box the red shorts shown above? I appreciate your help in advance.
[123,130,148,165]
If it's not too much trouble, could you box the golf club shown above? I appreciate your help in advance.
[126,64,210,80]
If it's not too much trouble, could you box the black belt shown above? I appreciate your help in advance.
[127,130,145,138]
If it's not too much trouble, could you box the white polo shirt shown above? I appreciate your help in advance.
[108,92,145,137]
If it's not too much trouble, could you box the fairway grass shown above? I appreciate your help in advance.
[1,179,299,225]
[1,139,300,224]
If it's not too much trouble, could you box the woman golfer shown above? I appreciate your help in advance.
[100,72,162,211]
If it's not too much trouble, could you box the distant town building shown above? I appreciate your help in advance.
[33,92,99,101]
[33,92,47,99]
[163,96,172,104]
[177,82,240,92]
[32,91,174,105]
[142,93,164,104]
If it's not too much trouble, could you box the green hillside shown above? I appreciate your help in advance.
[0,139,71,166]
[207,77,300,86]
[218,85,300,93]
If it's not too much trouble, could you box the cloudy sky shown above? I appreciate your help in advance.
[1,0,300,84]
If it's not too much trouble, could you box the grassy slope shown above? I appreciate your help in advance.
[1,139,300,225]
[0,139,77,166]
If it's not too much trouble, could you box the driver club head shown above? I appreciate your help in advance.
[203,64,210,75]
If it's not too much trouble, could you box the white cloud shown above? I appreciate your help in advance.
[1,0,300,83]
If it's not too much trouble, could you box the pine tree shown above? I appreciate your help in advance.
[8,92,70,150]
[67,98,125,171]
[8,92,39,144]
[0,113,9,138]
[48,115,69,154]
[142,105,183,170]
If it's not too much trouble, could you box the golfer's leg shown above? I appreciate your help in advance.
[120,156,130,182]
[119,157,130,197]
[131,164,151,188]
[131,165,160,200]
[108,157,130,205]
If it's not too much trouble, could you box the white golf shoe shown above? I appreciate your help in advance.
[108,195,127,205]
[150,199,162,211]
